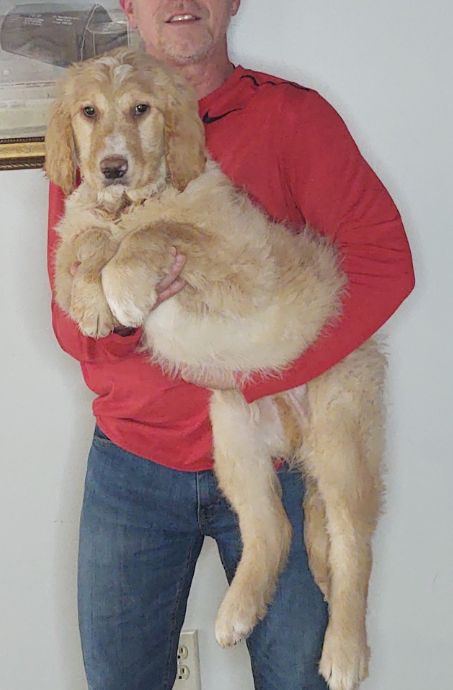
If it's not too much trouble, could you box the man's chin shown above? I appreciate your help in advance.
[157,38,212,65]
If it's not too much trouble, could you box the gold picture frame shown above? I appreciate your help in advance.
[0,0,134,170]
[0,136,45,170]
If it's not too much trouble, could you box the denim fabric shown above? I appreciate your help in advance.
[78,427,329,690]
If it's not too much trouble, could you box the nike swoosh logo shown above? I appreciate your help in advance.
[202,108,243,124]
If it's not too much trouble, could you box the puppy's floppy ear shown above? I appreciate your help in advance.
[44,98,76,196]
[164,80,206,191]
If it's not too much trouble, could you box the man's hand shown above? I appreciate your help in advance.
[181,366,238,390]
[153,246,187,310]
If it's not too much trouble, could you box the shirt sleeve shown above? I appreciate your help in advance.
[47,182,142,363]
[240,89,415,403]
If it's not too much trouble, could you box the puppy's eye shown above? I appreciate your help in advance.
[82,106,96,119]
[134,103,150,116]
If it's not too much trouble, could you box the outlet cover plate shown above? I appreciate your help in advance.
[173,630,201,690]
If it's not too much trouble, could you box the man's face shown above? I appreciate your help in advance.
[123,0,240,65]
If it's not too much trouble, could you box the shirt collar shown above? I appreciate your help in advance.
[198,65,248,116]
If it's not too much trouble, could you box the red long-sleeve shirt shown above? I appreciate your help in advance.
[47,66,414,471]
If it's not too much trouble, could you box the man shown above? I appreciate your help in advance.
[47,1,414,688]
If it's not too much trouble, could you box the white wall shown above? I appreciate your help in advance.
[1,1,452,688]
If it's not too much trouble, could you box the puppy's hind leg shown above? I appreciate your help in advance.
[304,381,383,690]
[210,390,292,648]
[303,477,331,603]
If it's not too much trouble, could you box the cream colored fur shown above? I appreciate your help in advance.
[46,48,386,690]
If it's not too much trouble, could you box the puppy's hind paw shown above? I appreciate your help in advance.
[319,624,369,690]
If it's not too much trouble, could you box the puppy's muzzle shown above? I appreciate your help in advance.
[100,156,128,182]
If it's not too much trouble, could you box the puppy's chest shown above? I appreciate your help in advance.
[109,200,172,241]
[144,299,215,364]
[66,193,150,241]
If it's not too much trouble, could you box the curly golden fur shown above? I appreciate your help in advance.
[46,48,386,690]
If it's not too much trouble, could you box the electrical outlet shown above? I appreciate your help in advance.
[173,630,201,690]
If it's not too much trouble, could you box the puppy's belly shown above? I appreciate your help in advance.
[252,396,295,458]
[211,385,307,460]
[144,299,299,373]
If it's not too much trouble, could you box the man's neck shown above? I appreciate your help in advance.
[158,41,235,100]
[176,59,235,100]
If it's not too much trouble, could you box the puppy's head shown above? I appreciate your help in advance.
[45,48,206,196]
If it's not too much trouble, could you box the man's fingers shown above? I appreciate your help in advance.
[156,250,186,293]
[155,278,187,305]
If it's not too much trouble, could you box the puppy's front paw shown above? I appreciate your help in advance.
[319,623,369,690]
[70,298,114,338]
[70,275,114,337]
[102,262,157,328]
[102,293,146,329]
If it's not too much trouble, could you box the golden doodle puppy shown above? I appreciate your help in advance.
[46,48,385,690]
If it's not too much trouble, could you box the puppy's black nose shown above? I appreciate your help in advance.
[100,156,128,180]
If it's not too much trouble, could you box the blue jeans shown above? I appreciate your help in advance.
[78,427,329,690]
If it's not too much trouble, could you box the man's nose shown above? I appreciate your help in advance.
[100,156,128,180]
